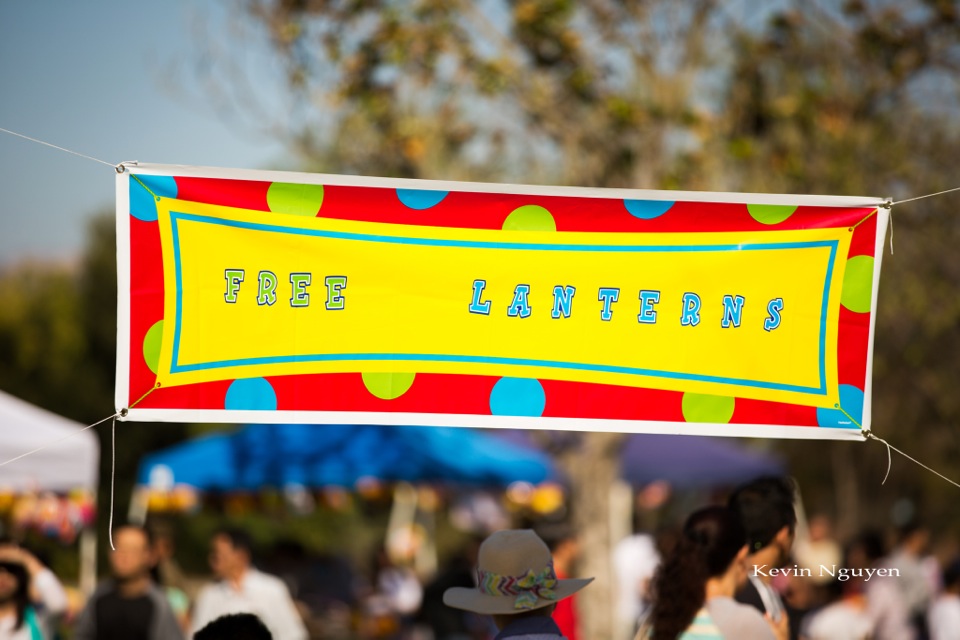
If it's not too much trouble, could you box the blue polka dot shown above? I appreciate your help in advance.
[489,378,546,417]
[130,175,178,222]
[397,189,448,210]
[624,199,674,220]
[816,385,865,429]
[225,378,277,411]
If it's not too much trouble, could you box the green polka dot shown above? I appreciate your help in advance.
[841,255,874,313]
[143,320,164,375]
[266,183,325,216]
[682,393,735,423]
[362,372,416,400]
[502,205,556,231]
[747,204,797,225]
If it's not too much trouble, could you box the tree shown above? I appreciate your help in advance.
[716,1,960,537]
[193,1,960,636]
[0,213,189,571]
[207,3,731,634]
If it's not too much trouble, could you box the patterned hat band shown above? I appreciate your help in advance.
[476,560,559,610]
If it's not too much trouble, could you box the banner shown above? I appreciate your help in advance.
[116,165,887,439]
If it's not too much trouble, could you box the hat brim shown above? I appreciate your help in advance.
[443,577,593,615]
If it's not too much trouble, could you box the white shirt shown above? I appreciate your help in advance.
[0,614,32,640]
[613,534,660,626]
[191,568,307,640]
[929,594,960,640]
[32,568,67,640]
[866,572,915,640]
[707,595,776,639]
[0,569,67,640]
[747,573,785,621]
[802,600,873,640]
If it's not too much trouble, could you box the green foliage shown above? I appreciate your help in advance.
[0,213,189,572]
[229,0,960,536]
[1,2,958,617]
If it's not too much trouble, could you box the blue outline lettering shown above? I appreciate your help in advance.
[637,290,661,324]
[168,212,838,397]
[507,284,532,318]
[765,298,783,331]
[680,292,701,326]
[257,271,278,306]
[224,269,244,303]
[469,279,492,315]
[325,276,347,310]
[598,287,620,321]
[721,295,745,328]
[289,273,311,307]
[551,285,576,319]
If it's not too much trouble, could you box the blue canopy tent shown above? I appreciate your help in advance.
[135,424,554,580]
[137,423,553,491]
[492,431,783,488]
[620,434,783,487]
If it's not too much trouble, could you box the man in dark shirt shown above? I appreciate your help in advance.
[728,476,798,639]
[75,524,183,640]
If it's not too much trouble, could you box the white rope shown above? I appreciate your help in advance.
[0,412,116,469]
[0,126,118,170]
[0,410,121,550]
[888,211,894,255]
[891,186,960,206]
[109,416,116,551]
[863,430,960,490]
[0,385,157,551]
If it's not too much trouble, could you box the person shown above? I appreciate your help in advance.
[74,524,183,640]
[0,554,38,640]
[443,529,593,639]
[927,559,960,640]
[799,580,872,640]
[798,540,874,640]
[150,521,193,598]
[191,527,307,640]
[727,476,797,635]
[792,515,842,586]
[538,524,582,640]
[613,528,661,639]
[148,524,191,633]
[884,522,934,637]
[851,530,914,640]
[0,541,67,640]
[371,547,422,628]
[416,538,486,640]
[194,613,272,640]
[640,506,787,640]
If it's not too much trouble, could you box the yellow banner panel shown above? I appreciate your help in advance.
[157,199,850,408]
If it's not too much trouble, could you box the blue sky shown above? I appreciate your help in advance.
[0,2,289,266]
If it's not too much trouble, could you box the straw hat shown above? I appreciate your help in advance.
[443,529,593,615]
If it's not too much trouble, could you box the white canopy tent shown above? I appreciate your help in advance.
[0,389,99,593]
[0,389,98,492]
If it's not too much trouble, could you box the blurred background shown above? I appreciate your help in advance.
[1,1,959,639]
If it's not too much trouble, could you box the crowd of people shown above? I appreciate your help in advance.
[0,475,958,639]
[621,477,959,640]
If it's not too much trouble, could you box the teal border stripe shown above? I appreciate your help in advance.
[169,212,838,396]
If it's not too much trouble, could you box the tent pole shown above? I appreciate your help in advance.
[79,528,97,596]
[610,480,633,640]
[127,486,149,525]
[385,483,418,565]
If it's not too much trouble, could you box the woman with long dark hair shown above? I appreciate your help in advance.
[639,506,788,640]
[0,557,41,640]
